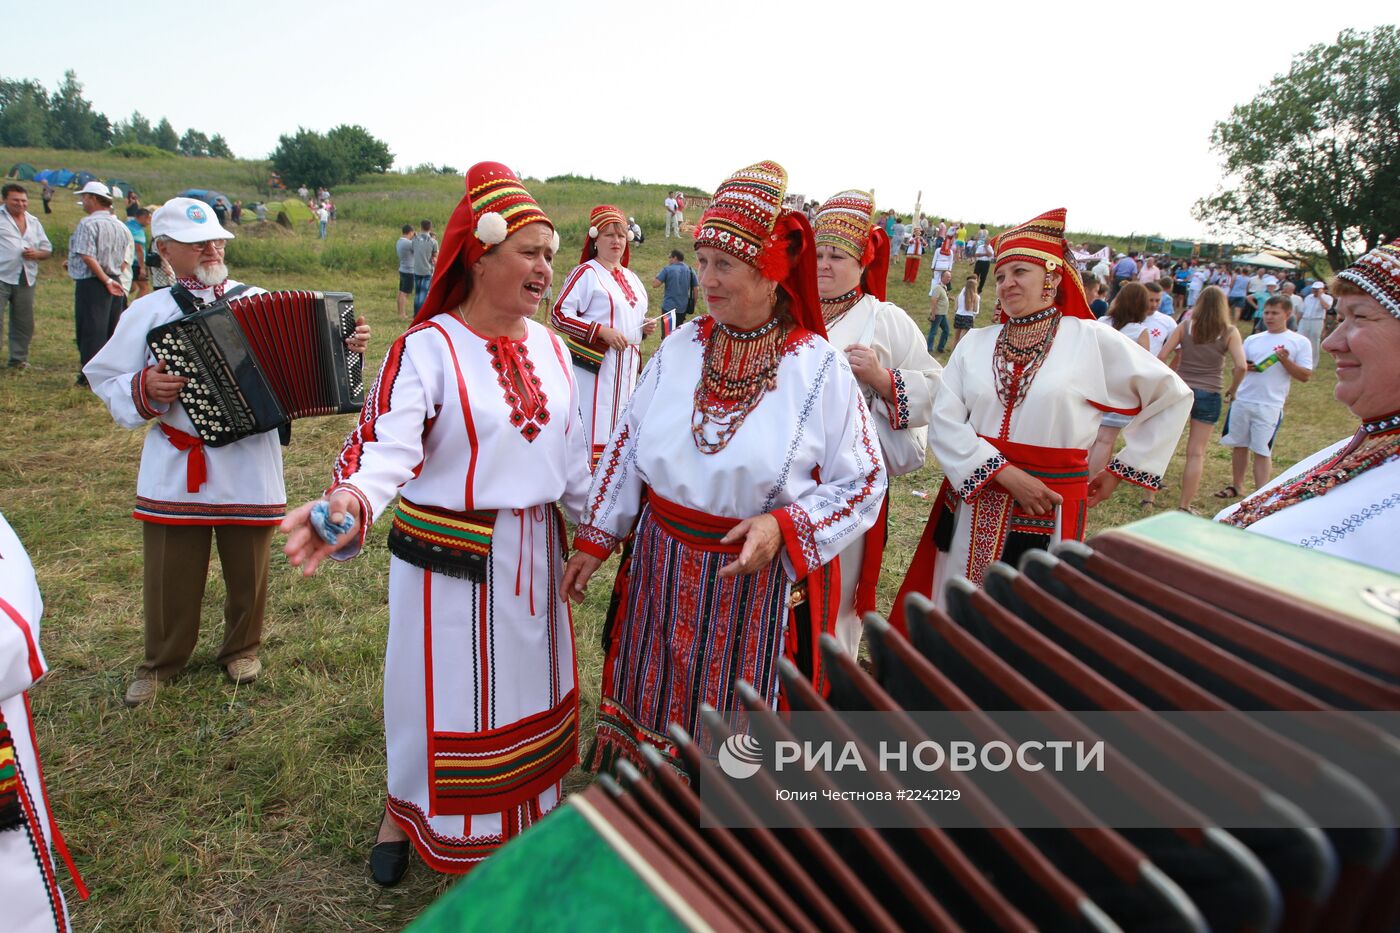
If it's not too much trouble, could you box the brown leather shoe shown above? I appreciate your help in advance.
[225,657,262,685]
[124,674,159,707]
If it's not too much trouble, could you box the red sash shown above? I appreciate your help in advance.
[160,423,207,493]
[890,437,1088,634]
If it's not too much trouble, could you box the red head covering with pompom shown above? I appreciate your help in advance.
[578,204,631,268]
[413,162,554,326]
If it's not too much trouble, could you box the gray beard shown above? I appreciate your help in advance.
[193,263,228,287]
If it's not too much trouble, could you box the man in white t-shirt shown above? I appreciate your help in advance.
[1217,295,1313,499]
[1143,284,1178,355]
[663,193,680,238]
[1297,281,1333,361]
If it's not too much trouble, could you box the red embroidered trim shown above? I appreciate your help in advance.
[774,504,820,578]
[131,368,159,420]
[610,266,638,306]
[486,336,550,442]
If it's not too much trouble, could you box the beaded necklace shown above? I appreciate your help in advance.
[692,316,788,454]
[992,306,1062,430]
[1225,411,1400,529]
[820,288,862,330]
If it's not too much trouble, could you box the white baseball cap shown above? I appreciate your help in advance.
[75,181,112,201]
[1310,281,1325,290]
[152,197,237,243]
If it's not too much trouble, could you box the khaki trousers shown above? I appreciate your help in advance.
[140,522,275,679]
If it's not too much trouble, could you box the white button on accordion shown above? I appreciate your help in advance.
[146,289,365,446]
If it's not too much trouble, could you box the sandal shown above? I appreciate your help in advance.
[1176,506,1199,516]
[1214,485,1240,499]
[1139,499,1155,509]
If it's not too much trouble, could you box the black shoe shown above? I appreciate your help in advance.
[75,374,88,387]
[369,840,410,887]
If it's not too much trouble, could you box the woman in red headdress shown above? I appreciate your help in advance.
[560,161,887,776]
[551,205,654,470]
[280,164,593,883]
[892,208,1191,623]
[811,189,941,656]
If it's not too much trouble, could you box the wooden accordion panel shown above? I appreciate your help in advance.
[146,290,364,446]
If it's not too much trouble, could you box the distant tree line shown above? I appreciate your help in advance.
[0,70,233,158]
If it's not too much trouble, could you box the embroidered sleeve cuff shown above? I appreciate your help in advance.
[887,369,911,430]
[326,483,374,560]
[573,524,620,560]
[771,504,820,580]
[131,368,161,420]
[1107,457,1162,491]
[958,453,1008,501]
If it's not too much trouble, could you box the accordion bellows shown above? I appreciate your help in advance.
[147,290,365,446]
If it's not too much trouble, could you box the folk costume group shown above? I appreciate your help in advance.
[13,153,1392,920]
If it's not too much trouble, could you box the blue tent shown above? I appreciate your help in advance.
[32,169,52,183]
[177,188,233,212]
[49,170,75,187]
[74,171,96,188]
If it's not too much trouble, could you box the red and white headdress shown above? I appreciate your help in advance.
[579,204,632,267]
[991,207,1093,321]
[694,160,825,339]
[1337,244,1400,321]
[813,189,891,301]
[414,162,556,325]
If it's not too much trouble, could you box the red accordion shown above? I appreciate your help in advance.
[146,289,364,446]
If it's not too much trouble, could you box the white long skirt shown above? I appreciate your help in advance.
[382,505,578,874]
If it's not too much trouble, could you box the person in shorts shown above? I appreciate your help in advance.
[1217,296,1313,499]
[395,224,415,319]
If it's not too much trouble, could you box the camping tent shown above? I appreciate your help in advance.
[107,179,136,198]
[74,171,97,188]
[264,199,312,223]
[1233,252,1297,271]
[49,170,75,187]
[177,188,233,212]
[7,163,37,180]
[32,170,52,183]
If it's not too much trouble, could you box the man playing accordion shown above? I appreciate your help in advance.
[84,197,369,707]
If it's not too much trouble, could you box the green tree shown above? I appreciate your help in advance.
[270,124,394,187]
[0,78,52,146]
[270,127,344,188]
[47,70,110,150]
[112,110,154,146]
[207,134,234,159]
[1195,26,1400,270]
[327,123,394,175]
[179,128,211,156]
[153,117,179,152]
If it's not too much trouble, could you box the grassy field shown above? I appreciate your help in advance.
[0,148,1355,931]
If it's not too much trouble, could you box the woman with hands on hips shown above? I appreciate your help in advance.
[890,208,1190,624]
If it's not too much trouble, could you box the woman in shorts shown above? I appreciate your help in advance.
[1157,285,1245,512]
[951,274,980,350]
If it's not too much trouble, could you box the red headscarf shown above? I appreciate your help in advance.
[413,162,555,327]
[991,207,1093,322]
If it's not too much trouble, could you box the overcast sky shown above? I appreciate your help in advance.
[9,1,1392,239]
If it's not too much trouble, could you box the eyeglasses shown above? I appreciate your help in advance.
[178,239,226,252]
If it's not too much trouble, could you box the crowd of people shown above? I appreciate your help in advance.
[3,157,1398,926]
